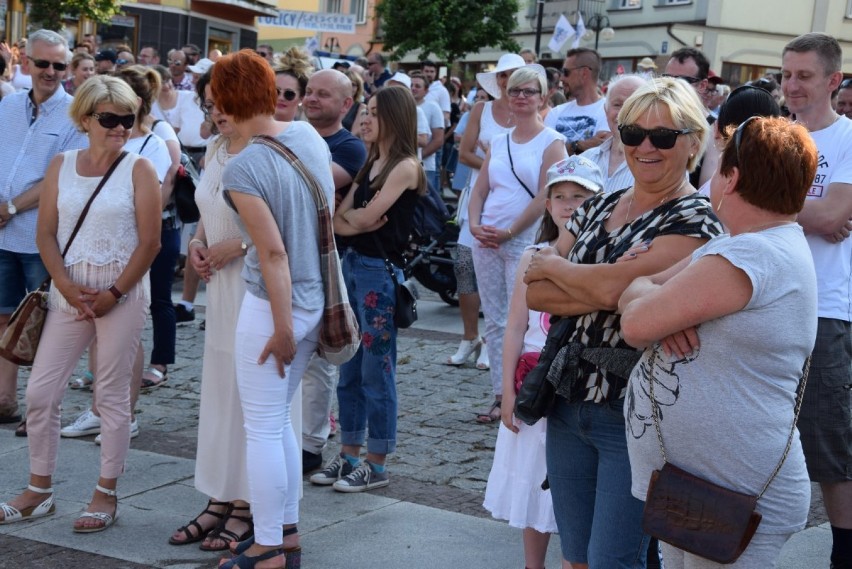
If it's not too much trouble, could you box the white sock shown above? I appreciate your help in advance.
[178,300,194,310]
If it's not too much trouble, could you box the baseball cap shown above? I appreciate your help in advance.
[187,58,215,74]
[545,156,604,193]
[388,72,411,89]
[95,49,117,63]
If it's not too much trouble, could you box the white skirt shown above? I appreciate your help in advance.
[483,419,558,533]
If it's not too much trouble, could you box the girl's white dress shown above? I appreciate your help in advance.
[483,309,557,533]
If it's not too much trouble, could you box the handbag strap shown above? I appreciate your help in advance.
[62,150,128,258]
[506,134,535,200]
[648,348,810,499]
[250,135,334,252]
[370,233,402,287]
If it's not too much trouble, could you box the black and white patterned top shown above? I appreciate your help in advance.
[564,188,724,403]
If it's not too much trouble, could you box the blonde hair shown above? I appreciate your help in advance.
[68,76,139,131]
[508,66,547,95]
[618,76,709,172]
[273,46,314,96]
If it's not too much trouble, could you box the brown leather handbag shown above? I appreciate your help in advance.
[641,349,810,564]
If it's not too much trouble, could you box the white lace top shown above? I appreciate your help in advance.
[49,150,150,313]
[196,137,242,246]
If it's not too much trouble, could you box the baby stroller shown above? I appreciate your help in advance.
[402,182,459,306]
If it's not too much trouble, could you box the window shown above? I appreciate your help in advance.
[350,0,367,24]
[619,0,641,8]
[847,0,852,18]
[326,0,342,13]
[661,0,690,4]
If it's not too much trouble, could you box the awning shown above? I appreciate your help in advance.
[193,0,278,18]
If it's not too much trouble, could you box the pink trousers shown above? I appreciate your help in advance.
[25,297,147,478]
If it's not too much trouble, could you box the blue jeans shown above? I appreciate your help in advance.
[337,249,400,455]
[546,397,649,567]
[0,249,49,313]
[148,225,180,365]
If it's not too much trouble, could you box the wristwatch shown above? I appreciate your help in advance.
[6,201,16,216]
[241,241,248,255]
[108,284,128,304]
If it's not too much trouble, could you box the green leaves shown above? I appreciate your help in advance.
[376,0,520,64]
[26,0,123,32]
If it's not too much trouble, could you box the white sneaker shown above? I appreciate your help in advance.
[94,418,139,445]
[60,409,101,438]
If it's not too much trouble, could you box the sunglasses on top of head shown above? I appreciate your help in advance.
[618,124,693,150]
[277,88,298,101]
[91,112,136,130]
[28,57,67,71]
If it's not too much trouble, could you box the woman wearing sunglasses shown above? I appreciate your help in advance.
[523,77,723,568]
[467,64,567,424]
[273,47,313,122]
[620,117,818,569]
[0,76,161,532]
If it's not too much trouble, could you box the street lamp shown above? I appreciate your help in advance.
[584,14,615,51]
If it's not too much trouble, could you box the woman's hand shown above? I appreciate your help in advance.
[615,239,653,263]
[189,243,211,282]
[500,395,519,433]
[523,246,558,283]
[470,223,501,248]
[205,240,244,271]
[82,290,119,319]
[58,281,98,320]
[258,327,297,378]
[660,326,700,359]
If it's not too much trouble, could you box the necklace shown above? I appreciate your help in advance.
[625,183,687,224]
[742,220,795,233]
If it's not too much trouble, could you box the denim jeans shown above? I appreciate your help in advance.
[0,249,49,313]
[337,248,400,455]
[148,224,180,365]
[546,396,649,568]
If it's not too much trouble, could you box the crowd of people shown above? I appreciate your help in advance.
[0,26,849,569]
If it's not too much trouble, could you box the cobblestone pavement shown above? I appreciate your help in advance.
[4,300,828,548]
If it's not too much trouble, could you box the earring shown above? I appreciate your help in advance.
[716,194,725,213]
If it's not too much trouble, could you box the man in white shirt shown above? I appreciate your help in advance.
[544,47,610,156]
[782,32,852,569]
[421,60,450,124]
[411,71,445,193]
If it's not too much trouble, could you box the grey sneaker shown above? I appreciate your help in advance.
[332,462,389,493]
[309,453,353,486]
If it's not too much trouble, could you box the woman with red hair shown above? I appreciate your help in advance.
[211,49,335,569]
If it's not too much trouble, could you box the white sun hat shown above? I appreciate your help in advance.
[476,53,527,100]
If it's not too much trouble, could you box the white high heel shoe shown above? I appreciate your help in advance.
[447,336,482,365]
[476,342,490,370]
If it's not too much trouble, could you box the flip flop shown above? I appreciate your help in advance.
[475,400,501,424]
[141,367,168,389]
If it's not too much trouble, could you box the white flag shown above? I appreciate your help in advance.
[548,14,575,54]
[572,12,587,49]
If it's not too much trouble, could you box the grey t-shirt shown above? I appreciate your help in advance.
[222,121,334,311]
[625,224,817,534]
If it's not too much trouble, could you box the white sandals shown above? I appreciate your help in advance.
[0,485,55,524]
[73,484,118,533]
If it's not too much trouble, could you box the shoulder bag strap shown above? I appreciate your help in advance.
[648,348,810,499]
[506,134,536,200]
[370,233,402,287]
[249,134,335,257]
[138,135,153,156]
[61,151,128,258]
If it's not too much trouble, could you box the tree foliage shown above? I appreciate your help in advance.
[376,0,521,64]
[26,0,123,33]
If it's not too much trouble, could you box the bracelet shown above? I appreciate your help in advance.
[188,238,206,249]
[507,227,514,240]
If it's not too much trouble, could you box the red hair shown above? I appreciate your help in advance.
[211,49,277,121]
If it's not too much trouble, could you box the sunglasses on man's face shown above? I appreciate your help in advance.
[618,124,693,150]
[277,88,298,101]
[91,112,136,130]
[661,73,701,85]
[28,57,67,71]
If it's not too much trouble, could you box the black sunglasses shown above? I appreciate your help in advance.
[662,73,701,84]
[91,112,135,130]
[734,116,759,163]
[561,65,590,77]
[507,88,541,98]
[28,57,67,71]
[277,88,298,101]
[618,124,693,150]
